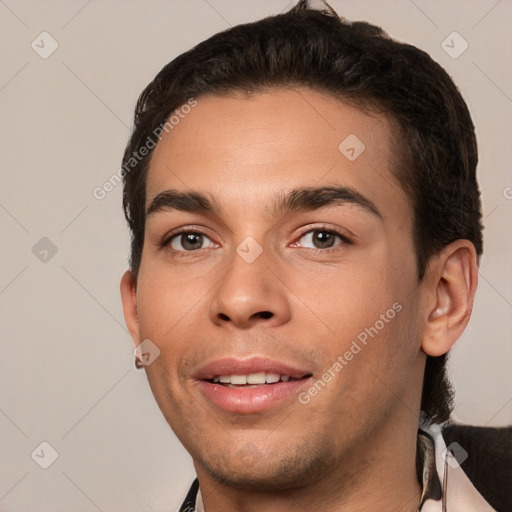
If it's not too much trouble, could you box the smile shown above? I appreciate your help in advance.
[195,357,313,413]
[210,372,297,386]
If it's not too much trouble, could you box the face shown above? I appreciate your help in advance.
[123,88,428,491]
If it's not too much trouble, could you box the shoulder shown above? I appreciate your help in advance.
[441,423,512,512]
[178,478,199,512]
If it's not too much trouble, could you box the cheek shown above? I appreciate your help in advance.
[135,267,201,421]
[134,276,203,403]
[296,303,421,442]
[287,259,404,345]
[136,256,207,339]
[287,245,420,402]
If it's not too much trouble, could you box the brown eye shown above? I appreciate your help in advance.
[170,232,215,251]
[298,230,344,249]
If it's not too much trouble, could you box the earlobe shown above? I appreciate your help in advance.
[120,270,140,345]
[421,240,478,357]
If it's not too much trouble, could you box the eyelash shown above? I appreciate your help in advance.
[161,228,215,257]
[161,225,353,255]
[293,225,353,253]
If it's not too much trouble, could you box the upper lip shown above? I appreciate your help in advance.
[193,356,312,381]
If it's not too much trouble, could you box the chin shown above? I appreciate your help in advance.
[195,439,338,492]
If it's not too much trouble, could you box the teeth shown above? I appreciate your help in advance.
[230,375,247,385]
[247,372,266,384]
[211,372,294,385]
[265,373,281,384]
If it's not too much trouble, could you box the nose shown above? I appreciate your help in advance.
[209,247,291,329]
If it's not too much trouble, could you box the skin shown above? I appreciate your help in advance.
[121,88,478,511]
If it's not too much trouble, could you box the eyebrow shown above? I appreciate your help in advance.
[146,186,382,220]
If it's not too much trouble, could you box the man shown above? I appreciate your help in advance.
[120,1,510,510]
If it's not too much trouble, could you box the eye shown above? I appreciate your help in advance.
[169,231,217,251]
[297,229,346,249]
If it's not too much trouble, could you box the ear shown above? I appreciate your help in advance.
[120,270,140,346]
[421,240,478,357]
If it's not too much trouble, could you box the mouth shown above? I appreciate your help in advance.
[208,372,305,387]
[194,357,313,414]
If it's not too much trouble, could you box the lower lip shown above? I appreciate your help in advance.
[197,379,311,414]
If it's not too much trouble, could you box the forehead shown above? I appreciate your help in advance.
[146,88,409,219]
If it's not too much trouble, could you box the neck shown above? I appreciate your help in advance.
[196,410,422,512]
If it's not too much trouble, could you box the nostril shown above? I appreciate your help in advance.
[216,311,274,323]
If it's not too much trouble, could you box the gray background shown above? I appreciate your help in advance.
[1,0,511,510]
